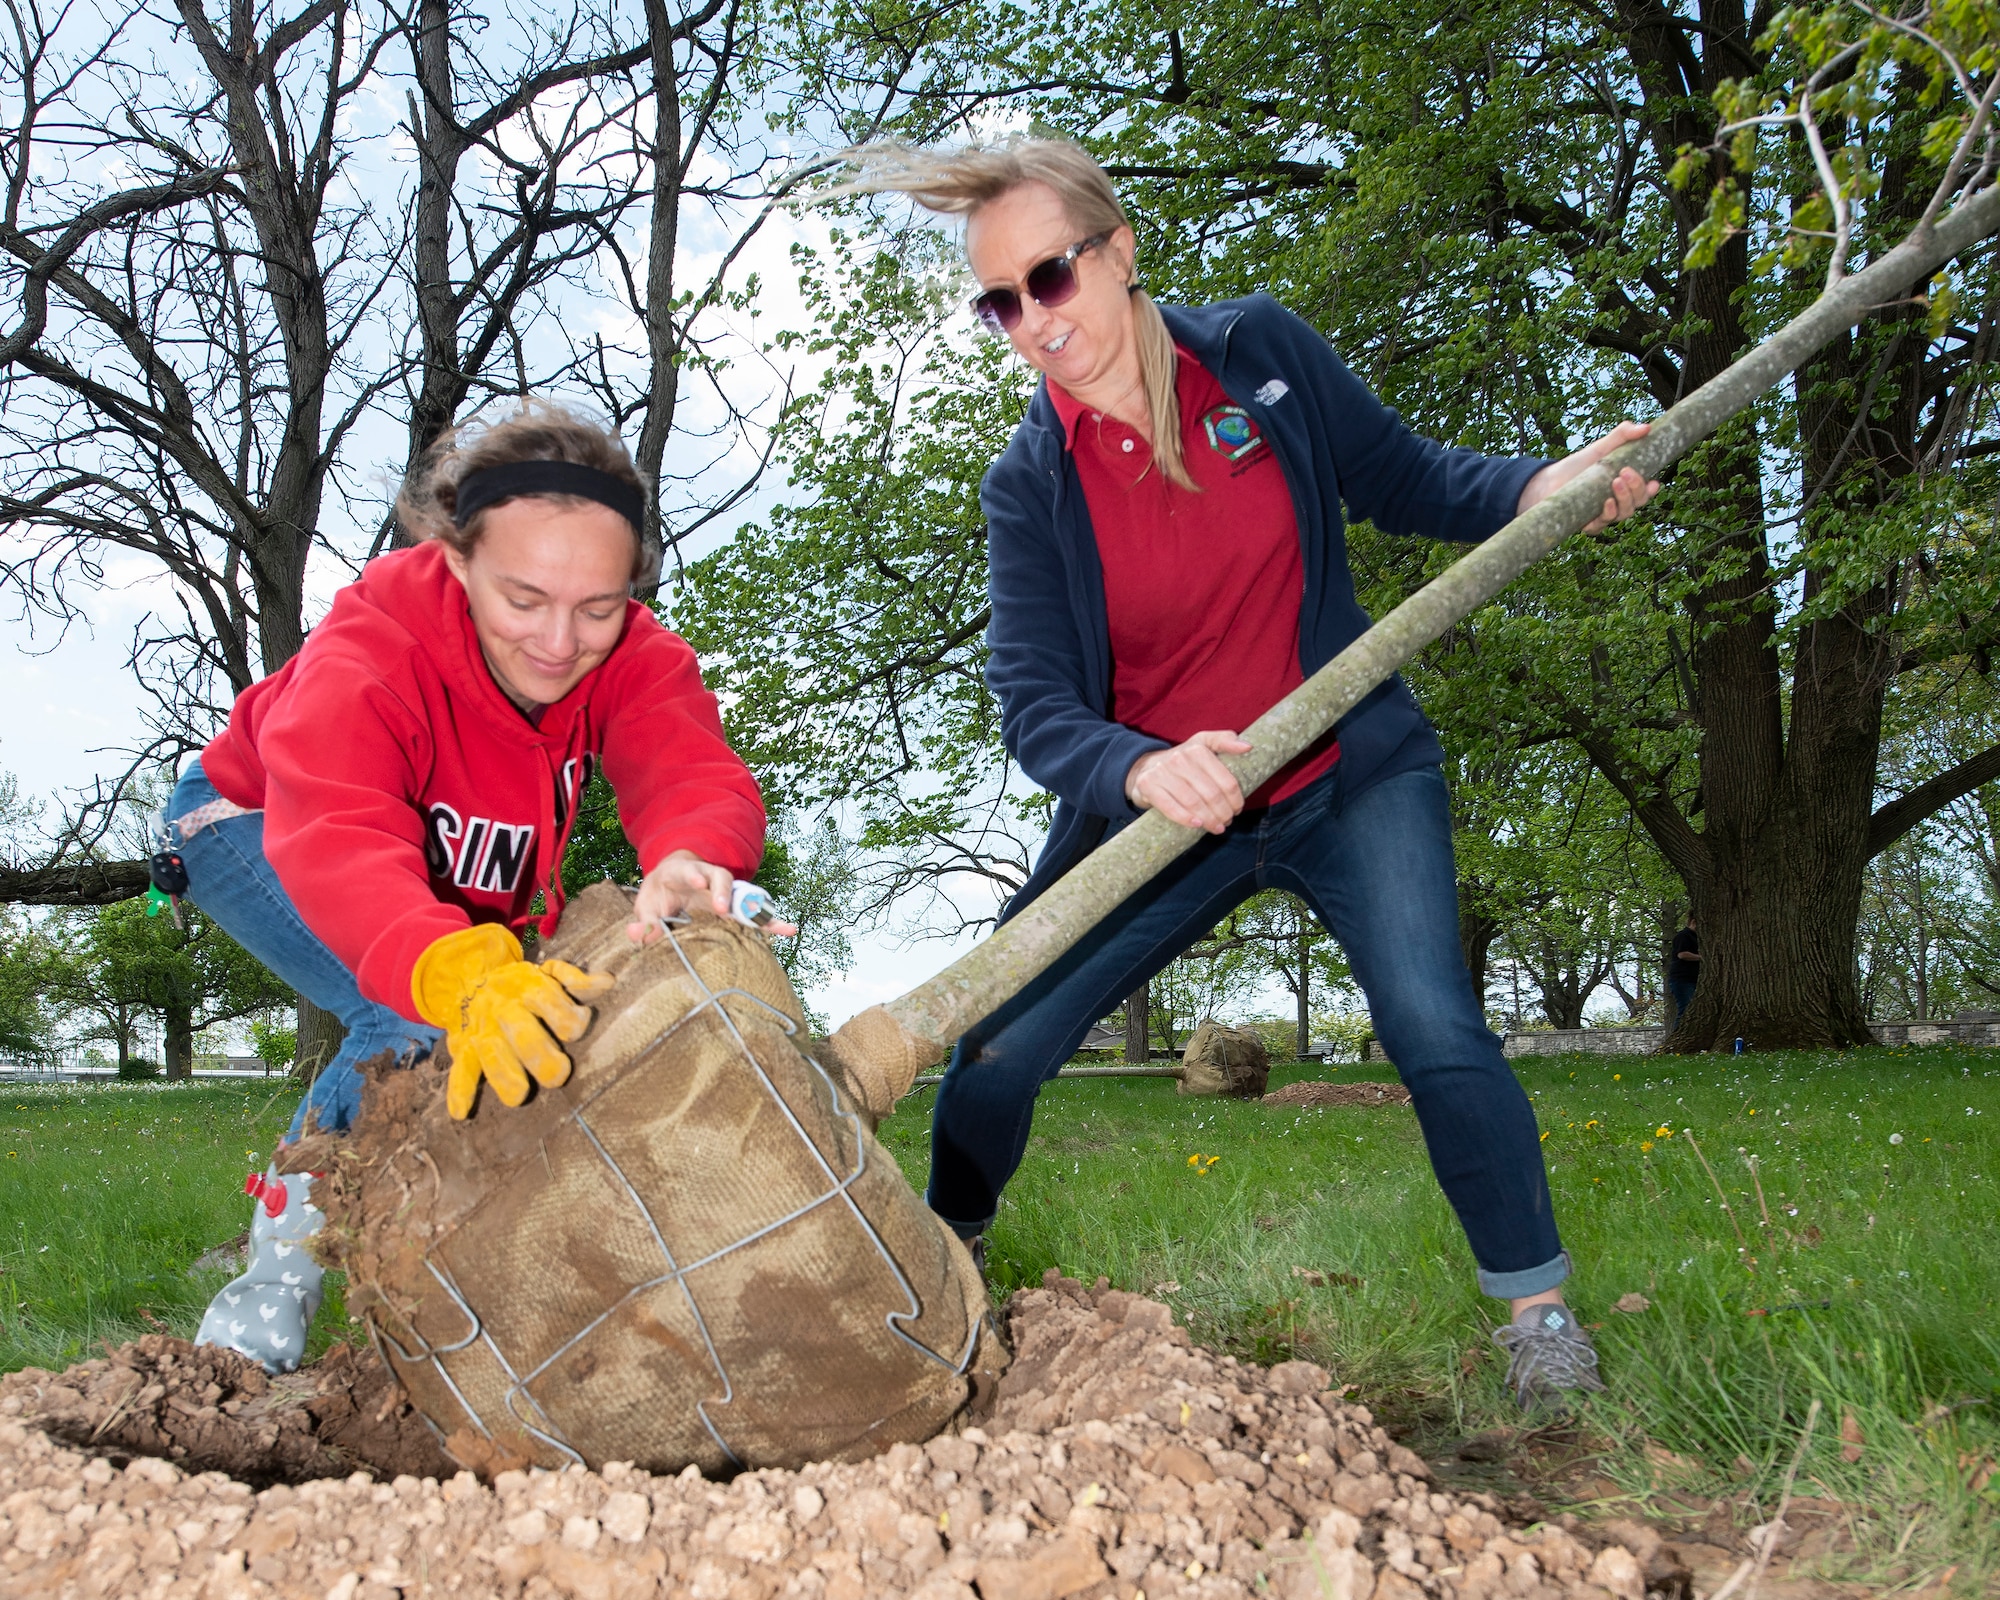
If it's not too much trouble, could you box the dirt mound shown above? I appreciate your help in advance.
[0,1334,452,1487]
[0,1277,1673,1599]
[1262,1080,1412,1109]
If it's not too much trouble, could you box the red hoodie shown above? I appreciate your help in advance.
[199,542,765,1021]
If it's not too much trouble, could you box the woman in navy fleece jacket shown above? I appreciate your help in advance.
[851,139,1658,1408]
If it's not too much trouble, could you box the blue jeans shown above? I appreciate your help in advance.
[169,760,439,1139]
[928,764,1568,1298]
[1667,979,1697,1027]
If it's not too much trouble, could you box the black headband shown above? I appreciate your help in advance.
[452,460,645,534]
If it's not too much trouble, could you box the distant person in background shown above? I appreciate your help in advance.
[1667,913,1700,1028]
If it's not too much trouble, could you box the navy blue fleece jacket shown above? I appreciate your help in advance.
[985,292,1547,914]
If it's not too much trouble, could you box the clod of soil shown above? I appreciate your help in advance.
[0,1334,452,1488]
[1,1276,1672,1599]
[1262,1080,1413,1109]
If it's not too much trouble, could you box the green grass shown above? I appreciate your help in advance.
[0,1079,351,1372]
[3,1050,1996,1587]
[879,1045,2000,1588]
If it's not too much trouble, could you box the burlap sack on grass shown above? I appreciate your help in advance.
[295,882,1005,1480]
[1176,1019,1271,1098]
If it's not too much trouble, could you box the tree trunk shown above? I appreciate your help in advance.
[295,996,344,1085]
[1458,892,1498,1014]
[163,1003,194,1081]
[1124,981,1149,1062]
[1670,797,1876,1051]
[402,0,468,488]
[633,0,684,593]
[1540,980,1587,1032]
[1295,930,1311,1060]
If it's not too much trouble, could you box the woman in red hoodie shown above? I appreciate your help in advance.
[176,401,774,1372]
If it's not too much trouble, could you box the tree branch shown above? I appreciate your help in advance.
[1868,741,2000,857]
[0,859,149,905]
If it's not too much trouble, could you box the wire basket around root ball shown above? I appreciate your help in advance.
[295,882,1005,1479]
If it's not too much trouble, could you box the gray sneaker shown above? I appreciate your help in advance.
[196,1166,325,1374]
[1491,1303,1605,1410]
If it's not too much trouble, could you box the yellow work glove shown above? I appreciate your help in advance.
[410,924,616,1120]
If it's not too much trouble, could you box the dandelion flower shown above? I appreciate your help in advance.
[1641,1140,1655,1152]
[1656,1125,1673,1138]
[1540,1131,1550,1142]
[1614,1074,1622,1081]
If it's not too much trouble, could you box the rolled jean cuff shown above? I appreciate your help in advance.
[926,1199,993,1244]
[1478,1249,1571,1299]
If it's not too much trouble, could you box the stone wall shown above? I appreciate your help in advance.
[1500,1026,1666,1057]
[1359,1016,2000,1060]
[1871,1018,2000,1047]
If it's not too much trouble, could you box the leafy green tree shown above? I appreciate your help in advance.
[678,227,1036,930]
[0,909,53,1058]
[757,815,861,1007]
[1147,934,1262,1054]
[1059,0,2000,1051]
[731,0,2000,1052]
[45,900,292,1078]
[249,1018,299,1074]
[558,768,644,898]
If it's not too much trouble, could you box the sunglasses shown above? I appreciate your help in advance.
[970,233,1112,334]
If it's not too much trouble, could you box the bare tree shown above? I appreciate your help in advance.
[0,0,831,1069]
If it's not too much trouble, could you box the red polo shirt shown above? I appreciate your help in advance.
[1051,351,1339,807]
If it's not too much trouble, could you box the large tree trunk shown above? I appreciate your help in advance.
[163,1002,194,1081]
[632,0,684,594]
[174,0,330,682]
[1458,891,1498,1014]
[1123,981,1149,1062]
[1661,93,1930,1051]
[1295,930,1311,1060]
[1666,631,1886,1049]
[295,996,345,1085]
[402,0,467,487]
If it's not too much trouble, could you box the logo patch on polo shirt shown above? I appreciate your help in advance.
[1203,404,1263,462]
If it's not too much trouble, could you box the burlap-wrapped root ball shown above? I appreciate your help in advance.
[1177,1019,1271,1098]
[295,882,1006,1479]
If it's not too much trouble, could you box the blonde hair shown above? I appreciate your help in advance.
[396,398,652,580]
[833,140,1195,491]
